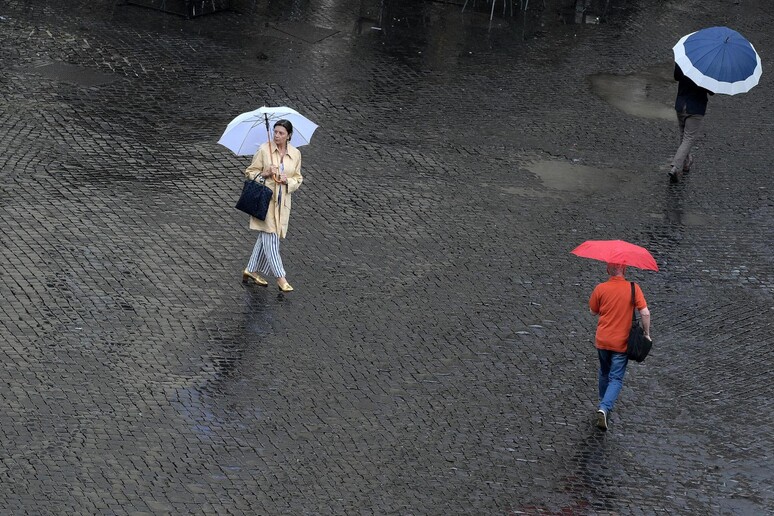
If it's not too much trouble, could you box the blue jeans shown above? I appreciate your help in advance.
[598,349,628,414]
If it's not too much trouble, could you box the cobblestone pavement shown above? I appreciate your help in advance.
[1,0,772,513]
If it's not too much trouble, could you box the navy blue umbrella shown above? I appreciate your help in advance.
[673,26,762,95]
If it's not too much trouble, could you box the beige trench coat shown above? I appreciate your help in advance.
[244,142,303,239]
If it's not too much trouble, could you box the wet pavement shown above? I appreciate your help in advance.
[1,0,773,513]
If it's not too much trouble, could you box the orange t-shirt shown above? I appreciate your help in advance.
[589,276,647,353]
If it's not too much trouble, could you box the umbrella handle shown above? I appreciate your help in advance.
[263,114,282,223]
[264,113,280,184]
[264,113,274,168]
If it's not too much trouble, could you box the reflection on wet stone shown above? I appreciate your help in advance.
[663,185,709,226]
[589,63,676,120]
[526,160,626,192]
[1,0,772,513]
[569,431,618,512]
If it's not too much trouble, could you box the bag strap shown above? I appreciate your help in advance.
[630,282,639,323]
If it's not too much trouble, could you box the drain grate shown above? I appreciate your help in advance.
[24,62,119,87]
[268,22,339,43]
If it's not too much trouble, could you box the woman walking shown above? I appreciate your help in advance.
[241,119,303,292]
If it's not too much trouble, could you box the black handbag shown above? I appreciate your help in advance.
[235,177,273,220]
[627,282,652,362]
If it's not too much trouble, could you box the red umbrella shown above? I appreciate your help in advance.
[571,240,659,271]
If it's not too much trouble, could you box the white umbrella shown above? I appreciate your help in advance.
[218,106,318,156]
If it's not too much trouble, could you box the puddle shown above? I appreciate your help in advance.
[666,210,708,226]
[268,22,339,43]
[589,63,675,120]
[22,62,119,88]
[648,210,709,226]
[501,186,560,198]
[521,160,626,192]
[127,0,228,17]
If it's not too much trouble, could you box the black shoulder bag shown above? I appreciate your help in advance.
[235,174,273,220]
[627,282,652,363]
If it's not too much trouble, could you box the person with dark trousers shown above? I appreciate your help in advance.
[669,63,714,183]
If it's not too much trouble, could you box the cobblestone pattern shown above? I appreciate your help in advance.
[0,0,772,513]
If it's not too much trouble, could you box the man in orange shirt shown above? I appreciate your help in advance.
[589,263,651,431]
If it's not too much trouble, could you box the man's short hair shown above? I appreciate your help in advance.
[607,263,627,276]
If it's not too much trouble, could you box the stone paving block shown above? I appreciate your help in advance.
[0,0,773,513]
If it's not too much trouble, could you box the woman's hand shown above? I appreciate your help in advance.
[262,165,279,178]
[278,172,288,184]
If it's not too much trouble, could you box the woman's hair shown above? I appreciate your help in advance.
[274,119,294,141]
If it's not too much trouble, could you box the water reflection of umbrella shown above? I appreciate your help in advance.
[571,240,659,271]
[673,26,762,95]
[218,106,319,156]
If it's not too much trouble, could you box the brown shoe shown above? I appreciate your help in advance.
[242,269,268,286]
[682,155,694,172]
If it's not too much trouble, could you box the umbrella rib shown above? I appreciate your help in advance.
[687,45,722,70]
[220,107,318,155]
[682,29,760,92]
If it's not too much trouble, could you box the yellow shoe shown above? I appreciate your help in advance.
[278,281,294,292]
[242,269,268,286]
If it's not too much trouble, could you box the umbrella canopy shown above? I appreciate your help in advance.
[571,240,659,271]
[673,26,762,95]
[218,106,319,156]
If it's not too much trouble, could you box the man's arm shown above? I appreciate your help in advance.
[589,287,600,316]
[639,307,651,339]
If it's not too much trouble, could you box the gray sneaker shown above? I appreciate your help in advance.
[596,409,608,431]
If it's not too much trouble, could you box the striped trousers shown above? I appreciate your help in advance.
[246,231,286,278]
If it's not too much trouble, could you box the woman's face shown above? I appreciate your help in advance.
[273,125,289,146]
